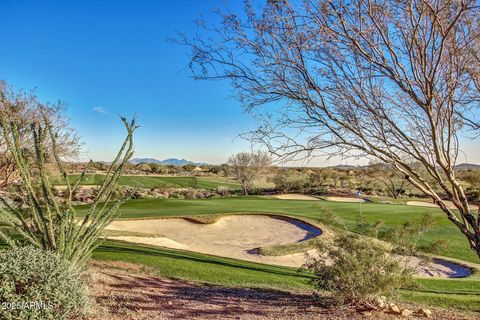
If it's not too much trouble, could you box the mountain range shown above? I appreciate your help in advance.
[130,158,209,166]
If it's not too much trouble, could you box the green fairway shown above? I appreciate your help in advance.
[77,196,480,312]
[80,197,479,263]
[53,174,241,190]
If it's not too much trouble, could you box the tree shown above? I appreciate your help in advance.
[0,81,80,188]
[274,168,309,192]
[380,169,408,199]
[184,0,480,258]
[228,151,271,195]
[0,91,137,269]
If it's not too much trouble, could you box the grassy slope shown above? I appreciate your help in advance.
[52,174,241,190]
[83,197,480,312]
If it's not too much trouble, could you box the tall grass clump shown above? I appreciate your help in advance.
[0,96,137,270]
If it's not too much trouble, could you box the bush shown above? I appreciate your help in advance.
[304,235,413,306]
[0,246,90,320]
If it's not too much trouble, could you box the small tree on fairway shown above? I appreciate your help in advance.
[0,92,137,270]
[228,151,271,195]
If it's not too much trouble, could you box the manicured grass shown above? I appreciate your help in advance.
[75,196,480,312]
[52,174,241,190]
[92,241,480,312]
[79,197,478,263]
[93,241,313,290]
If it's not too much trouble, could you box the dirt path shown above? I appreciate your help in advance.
[89,260,475,320]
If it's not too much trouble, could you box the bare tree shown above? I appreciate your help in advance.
[0,81,80,188]
[228,151,271,195]
[380,169,408,199]
[183,0,480,257]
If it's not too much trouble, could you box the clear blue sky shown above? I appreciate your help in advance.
[0,0,254,164]
[1,1,478,165]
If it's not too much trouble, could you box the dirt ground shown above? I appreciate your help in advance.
[88,260,476,320]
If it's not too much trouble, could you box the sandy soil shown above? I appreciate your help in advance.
[407,200,457,209]
[105,216,470,278]
[326,196,366,203]
[89,260,475,320]
[273,194,320,200]
[106,215,317,268]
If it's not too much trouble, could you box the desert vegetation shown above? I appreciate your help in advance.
[0,0,479,319]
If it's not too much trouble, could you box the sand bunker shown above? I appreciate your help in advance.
[106,215,470,278]
[407,200,457,209]
[273,194,320,200]
[326,196,366,203]
[106,215,321,268]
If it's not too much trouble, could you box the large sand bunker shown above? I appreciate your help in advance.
[106,215,321,267]
[106,215,470,278]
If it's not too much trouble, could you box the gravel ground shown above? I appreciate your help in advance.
[88,260,476,320]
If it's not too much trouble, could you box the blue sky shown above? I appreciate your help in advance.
[0,0,254,164]
[1,1,478,165]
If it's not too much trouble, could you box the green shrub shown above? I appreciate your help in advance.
[304,235,413,306]
[0,246,89,320]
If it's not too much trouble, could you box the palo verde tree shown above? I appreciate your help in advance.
[183,0,480,257]
[0,91,137,269]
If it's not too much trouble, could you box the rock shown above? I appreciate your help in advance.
[390,304,400,314]
[401,309,413,317]
[167,301,173,306]
[418,308,432,317]
[375,296,386,309]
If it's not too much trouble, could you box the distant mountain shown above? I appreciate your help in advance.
[130,157,209,166]
[454,163,480,170]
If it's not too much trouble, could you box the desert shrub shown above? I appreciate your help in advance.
[0,246,89,320]
[317,208,346,229]
[273,169,309,192]
[304,235,413,305]
[417,239,449,254]
[216,185,230,196]
[380,212,437,255]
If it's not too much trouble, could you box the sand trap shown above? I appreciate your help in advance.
[326,196,366,203]
[273,194,320,200]
[407,200,457,209]
[106,215,470,278]
[106,215,321,268]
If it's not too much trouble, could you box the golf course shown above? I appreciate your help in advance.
[82,196,480,312]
